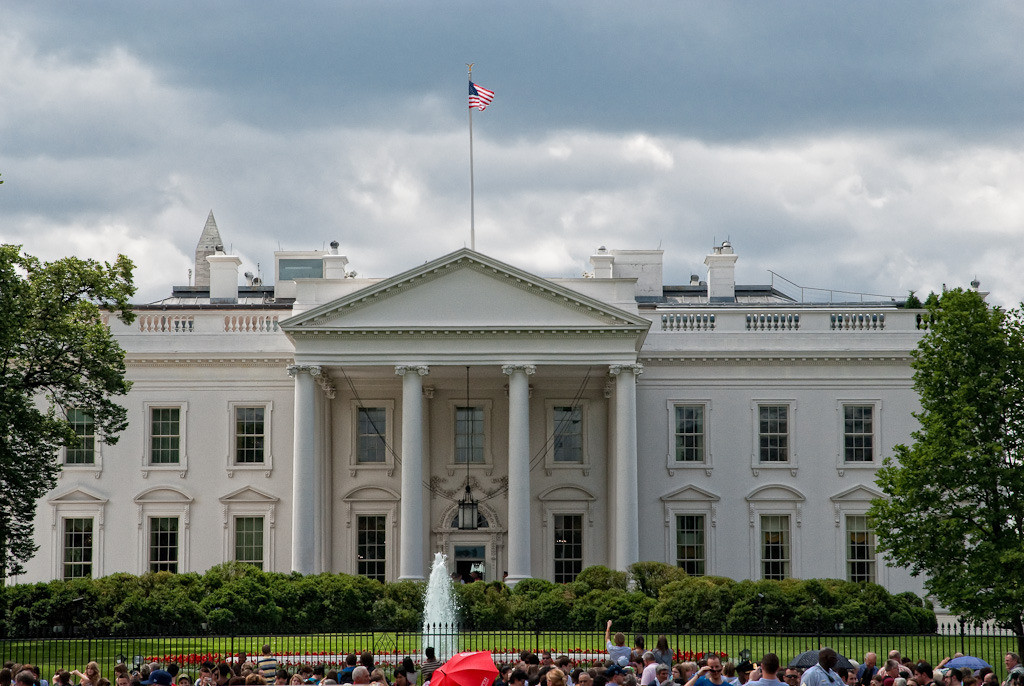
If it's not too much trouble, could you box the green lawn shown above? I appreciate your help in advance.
[1,631,1017,683]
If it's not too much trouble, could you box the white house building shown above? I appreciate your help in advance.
[25,213,931,594]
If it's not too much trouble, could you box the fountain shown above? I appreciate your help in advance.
[421,551,459,660]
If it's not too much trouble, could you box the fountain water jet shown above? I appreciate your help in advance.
[421,551,458,660]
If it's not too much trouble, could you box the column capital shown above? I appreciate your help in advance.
[287,363,322,378]
[501,364,536,376]
[609,363,644,377]
[395,364,430,377]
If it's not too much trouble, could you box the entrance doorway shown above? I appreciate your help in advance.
[453,544,486,583]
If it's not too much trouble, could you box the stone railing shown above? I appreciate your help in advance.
[137,314,194,333]
[224,314,280,332]
[655,308,922,334]
[661,313,715,331]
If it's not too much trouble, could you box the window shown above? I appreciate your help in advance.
[674,405,705,462]
[675,514,705,576]
[62,518,93,580]
[758,405,789,462]
[149,517,179,573]
[455,406,484,463]
[357,515,386,581]
[66,409,95,465]
[553,514,583,583]
[234,406,265,464]
[760,514,790,580]
[846,515,876,582]
[235,516,265,569]
[150,407,181,464]
[552,406,583,463]
[357,407,387,463]
[844,405,874,462]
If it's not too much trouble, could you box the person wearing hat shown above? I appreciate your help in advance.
[142,672,173,686]
[734,663,755,686]
[606,667,626,686]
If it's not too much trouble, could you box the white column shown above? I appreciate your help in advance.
[288,364,320,574]
[396,364,429,580]
[610,363,643,572]
[503,363,535,584]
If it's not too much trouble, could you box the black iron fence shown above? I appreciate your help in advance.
[1,624,1019,683]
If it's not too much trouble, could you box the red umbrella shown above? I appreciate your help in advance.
[429,651,498,686]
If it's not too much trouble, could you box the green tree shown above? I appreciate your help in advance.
[0,245,135,581]
[869,288,1024,653]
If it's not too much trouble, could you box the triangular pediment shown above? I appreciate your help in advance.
[280,249,649,333]
[219,486,279,504]
[831,485,885,502]
[49,487,108,504]
[661,485,720,502]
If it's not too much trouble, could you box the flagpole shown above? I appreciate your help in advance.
[467,63,476,251]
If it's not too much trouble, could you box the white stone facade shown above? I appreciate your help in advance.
[21,234,926,596]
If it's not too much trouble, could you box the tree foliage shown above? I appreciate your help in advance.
[0,245,135,578]
[869,288,1024,651]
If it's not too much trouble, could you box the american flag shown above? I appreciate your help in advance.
[468,81,494,111]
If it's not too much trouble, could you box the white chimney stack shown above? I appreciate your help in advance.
[207,248,242,303]
[704,241,738,303]
[590,246,614,279]
[323,240,350,279]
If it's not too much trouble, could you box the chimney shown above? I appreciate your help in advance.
[323,240,350,279]
[207,246,242,303]
[704,241,738,303]
[590,246,614,278]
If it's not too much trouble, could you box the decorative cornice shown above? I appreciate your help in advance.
[289,327,643,338]
[127,357,293,368]
[639,354,912,366]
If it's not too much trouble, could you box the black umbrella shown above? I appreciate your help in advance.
[788,649,855,670]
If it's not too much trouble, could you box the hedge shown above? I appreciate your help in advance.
[0,561,936,637]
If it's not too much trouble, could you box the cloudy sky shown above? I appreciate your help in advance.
[2,2,1023,305]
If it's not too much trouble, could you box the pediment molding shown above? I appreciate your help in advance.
[745,483,805,502]
[49,487,108,504]
[830,484,885,502]
[281,249,650,333]
[133,485,194,504]
[660,484,720,502]
[538,485,597,502]
[219,486,280,503]
[341,485,401,502]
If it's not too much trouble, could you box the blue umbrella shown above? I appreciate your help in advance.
[945,656,992,672]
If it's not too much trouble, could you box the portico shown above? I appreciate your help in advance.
[279,249,650,581]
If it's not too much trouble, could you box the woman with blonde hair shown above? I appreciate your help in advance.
[73,663,102,686]
[547,670,566,686]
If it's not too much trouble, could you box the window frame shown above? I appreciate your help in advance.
[48,488,107,580]
[446,399,493,472]
[356,514,388,582]
[219,486,278,572]
[226,401,274,473]
[61,516,95,580]
[134,486,192,574]
[233,515,266,570]
[661,485,719,576]
[349,399,395,475]
[750,400,798,473]
[64,408,99,469]
[666,400,712,473]
[552,513,584,583]
[759,513,791,581]
[543,400,591,473]
[836,400,882,471]
[143,402,188,474]
[746,484,804,580]
[844,513,876,583]
[147,515,181,573]
[674,513,707,577]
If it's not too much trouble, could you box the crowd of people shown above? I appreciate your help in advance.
[2,638,1022,686]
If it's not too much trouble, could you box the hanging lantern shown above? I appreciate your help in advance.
[457,484,479,530]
